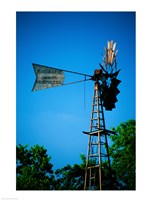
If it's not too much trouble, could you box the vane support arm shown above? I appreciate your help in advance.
[32,63,92,78]
[32,63,92,91]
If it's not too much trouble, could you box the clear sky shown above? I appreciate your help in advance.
[16,12,135,170]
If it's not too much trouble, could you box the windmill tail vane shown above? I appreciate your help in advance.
[32,40,121,111]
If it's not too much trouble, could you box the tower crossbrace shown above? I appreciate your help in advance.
[83,81,116,190]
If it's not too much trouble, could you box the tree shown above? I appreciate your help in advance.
[16,119,135,190]
[16,144,54,190]
[109,119,136,190]
[54,154,86,190]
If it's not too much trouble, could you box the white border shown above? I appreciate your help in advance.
[0,0,149,199]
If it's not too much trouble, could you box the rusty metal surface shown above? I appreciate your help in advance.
[105,40,118,66]
[32,63,64,91]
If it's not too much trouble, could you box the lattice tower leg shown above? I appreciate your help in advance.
[84,81,112,190]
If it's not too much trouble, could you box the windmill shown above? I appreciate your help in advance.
[32,40,121,190]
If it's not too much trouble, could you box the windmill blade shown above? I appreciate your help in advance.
[99,63,108,73]
[32,63,92,91]
[110,69,121,78]
[112,42,116,51]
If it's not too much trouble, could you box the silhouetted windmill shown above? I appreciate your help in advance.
[32,40,121,190]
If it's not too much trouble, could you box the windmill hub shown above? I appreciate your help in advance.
[92,69,103,81]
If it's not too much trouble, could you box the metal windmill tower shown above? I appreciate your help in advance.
[32,40,121,190]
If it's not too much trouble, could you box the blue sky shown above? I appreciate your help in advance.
[16,12,135,170]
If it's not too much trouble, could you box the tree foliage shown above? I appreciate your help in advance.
[54,154,86,190]
[16,144,54,190]
[16,119,136,190]
[109,119,136,189]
